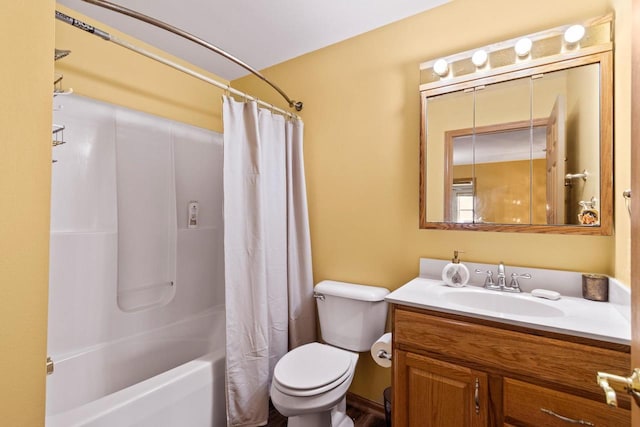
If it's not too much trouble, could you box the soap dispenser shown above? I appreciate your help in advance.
[442,250,470,287]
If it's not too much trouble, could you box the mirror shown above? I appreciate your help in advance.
[420,53,612,235]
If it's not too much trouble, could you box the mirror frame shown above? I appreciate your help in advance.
[419,51,613,235]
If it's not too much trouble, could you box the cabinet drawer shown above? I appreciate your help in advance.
[503,378,629,427]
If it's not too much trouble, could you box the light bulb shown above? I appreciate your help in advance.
[514,38,532,57]
[471,50,488,67]
[564,25,586,44]
[433,59,449,77]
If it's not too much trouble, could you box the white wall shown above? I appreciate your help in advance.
[48,95,224,357]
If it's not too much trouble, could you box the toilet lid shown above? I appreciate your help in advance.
[274,342,354,391]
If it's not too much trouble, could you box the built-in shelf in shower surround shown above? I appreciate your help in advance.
[115,109,177,312]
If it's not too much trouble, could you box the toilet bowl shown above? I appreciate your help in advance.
[270,281,389,427]
[271,343,358,427]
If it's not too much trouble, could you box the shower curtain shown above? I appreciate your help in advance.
[223,96,316,427]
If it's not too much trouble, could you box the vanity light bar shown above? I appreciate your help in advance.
[419,14,612,90]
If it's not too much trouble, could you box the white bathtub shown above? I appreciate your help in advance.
[46,308,226,427]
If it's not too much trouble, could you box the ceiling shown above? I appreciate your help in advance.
[57,0,450,81]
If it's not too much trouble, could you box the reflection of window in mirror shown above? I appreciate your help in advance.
[452,178,474,223]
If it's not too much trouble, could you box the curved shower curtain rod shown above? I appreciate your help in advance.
[72,0,304,112]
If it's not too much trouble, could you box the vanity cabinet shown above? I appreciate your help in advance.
[391,305,631,427]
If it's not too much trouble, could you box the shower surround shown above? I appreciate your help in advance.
[46,95,225,426]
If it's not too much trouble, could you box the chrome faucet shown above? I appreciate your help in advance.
[476,262,530,293]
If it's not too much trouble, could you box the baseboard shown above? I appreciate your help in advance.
[346,391,386,419]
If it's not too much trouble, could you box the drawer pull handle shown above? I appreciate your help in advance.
[474,378,480,414]
[540,408,594,426]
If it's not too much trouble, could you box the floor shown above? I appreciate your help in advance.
[267,401,388,427]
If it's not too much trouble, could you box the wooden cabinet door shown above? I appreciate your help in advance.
[394,349,488,427]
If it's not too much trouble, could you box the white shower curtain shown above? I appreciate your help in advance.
[223,96,316,427]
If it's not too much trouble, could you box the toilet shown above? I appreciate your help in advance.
[270,280,389,427]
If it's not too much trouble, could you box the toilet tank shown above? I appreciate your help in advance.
[314,280,390,352]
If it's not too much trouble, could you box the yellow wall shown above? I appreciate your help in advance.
[0,1,55,425]
[235,0,632,402]
[55,5,226,132]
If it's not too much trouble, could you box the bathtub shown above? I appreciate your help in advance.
[46,308,226,427]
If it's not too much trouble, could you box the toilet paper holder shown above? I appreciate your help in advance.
[371,332,393,368]
[377,349,392,360]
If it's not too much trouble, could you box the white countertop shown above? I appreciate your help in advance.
[386,277,631,345]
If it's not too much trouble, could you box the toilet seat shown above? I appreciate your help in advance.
[273,366,352,397]
[273,343,355,397]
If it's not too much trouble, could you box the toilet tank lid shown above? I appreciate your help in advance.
[315,280,390,302]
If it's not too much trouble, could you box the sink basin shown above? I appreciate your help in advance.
[444,290,565,318]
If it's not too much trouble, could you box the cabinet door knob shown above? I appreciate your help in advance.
[597,368,640,407]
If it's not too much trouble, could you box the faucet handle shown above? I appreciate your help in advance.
[474,268,494,284]
[475,269,501,290]
[505,273,531,293]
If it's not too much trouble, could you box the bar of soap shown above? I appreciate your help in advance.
[531,289,561,300]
